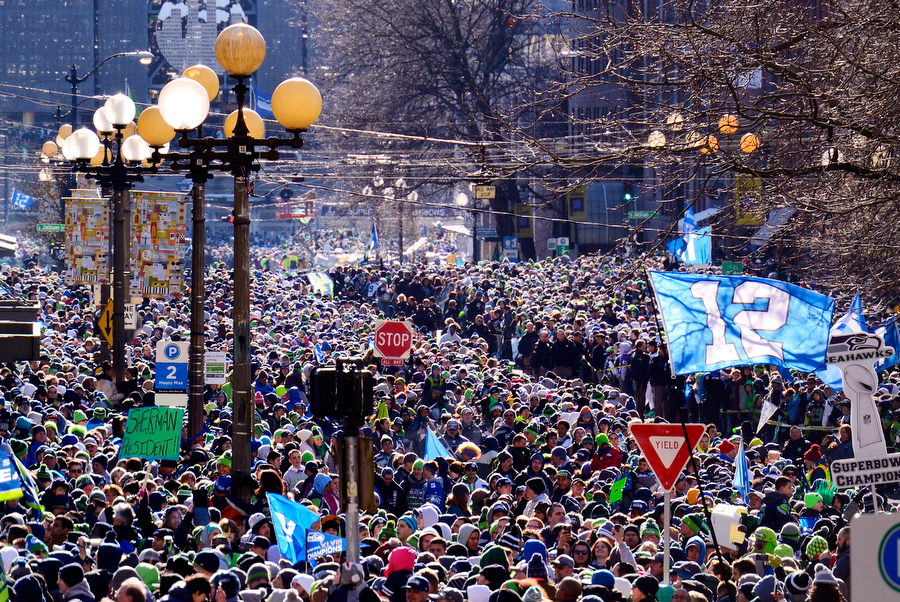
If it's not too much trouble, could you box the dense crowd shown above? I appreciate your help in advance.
[0,234,880,602]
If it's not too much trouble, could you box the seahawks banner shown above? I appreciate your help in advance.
[306,531,346,559]
[0,445,23,502]
[649,272,834,375]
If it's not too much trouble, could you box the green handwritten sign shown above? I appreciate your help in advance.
[121,407,184,461]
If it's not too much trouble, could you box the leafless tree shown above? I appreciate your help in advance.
[524,0,900,300]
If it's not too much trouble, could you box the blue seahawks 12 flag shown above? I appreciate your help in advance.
[425,428,451,461]
[9,190,34,211]
[649,272,834,375]
[267,493,323,563]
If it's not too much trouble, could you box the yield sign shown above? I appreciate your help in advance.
[629,423,706,491]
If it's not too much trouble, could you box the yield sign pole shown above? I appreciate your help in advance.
[664,489,671,586]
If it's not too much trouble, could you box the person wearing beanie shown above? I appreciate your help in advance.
[59,563,94,602]
[801,492,824,518]
[717,439,737,461]
[802,444,829,486]
[679,513,708,538]
[525,553,549,581]
[211,570,242,602]
[26,533,49,557]
[641,518,661,544]
[632,575,660,601]
[784,571,811,602]
[805,535,829,560]
[247,563,270,589]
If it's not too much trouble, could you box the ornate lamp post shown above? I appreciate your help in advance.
[140,24,322,502]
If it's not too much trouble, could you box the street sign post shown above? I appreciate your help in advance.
[851,513,900,598]
[502,237,519,262]
[557,236,570,257]
[631,422,706,586]
[628,211,656,220]
[97,299,114,346]
[475,226,499,241]
[373,320,415,362]
[722,262,743,275]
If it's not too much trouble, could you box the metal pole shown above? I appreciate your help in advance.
[70,65,78,128]
[472,209,479,263]
[112,186,130,385]
[188,181,207,438]
[231,174,254,503]
[98,183,112,363]
[663,490,671,586]
[343,431,360,563]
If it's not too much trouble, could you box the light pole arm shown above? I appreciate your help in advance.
[65,51,153,87]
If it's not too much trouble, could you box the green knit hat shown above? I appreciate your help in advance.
[804,492,823,509]
[10,439,26,457]
[35,464,52,482]
[217,451,232,470]
[682,513,709,534]
[640,518,661,539]
[301,451,314,463]
[806,535,828,559]
[26,534,48,555]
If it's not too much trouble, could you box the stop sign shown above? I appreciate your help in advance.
[373,320,414,359]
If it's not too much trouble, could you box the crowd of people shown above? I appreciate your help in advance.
[0,233,880,602]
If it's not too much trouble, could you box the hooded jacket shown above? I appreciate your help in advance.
[62,581,96,602]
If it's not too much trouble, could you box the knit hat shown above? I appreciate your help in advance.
[522,586,544,602]
[805,535,828,559]
[526,553,548,581]
[804,492,823,509]
[35,464,52,482]
[785,572,811,600]
[596,433,609,447]
[633,575,660,599]
[525,477,546,496]
[10,439,26,457]
[59,563,85,587]
[640,518,661,539]
[378,520,396,542]
[135,562,160,590]
[413,459,425,470]
[26,534,48,555]
[681,513,708,534]
[217,451,232,470]
[773,544,794,558]
[780,523,801,541]
[718,439,736,455]
[480,565,508,590]
[813,565,839,585]
[211,570,241,600]
[247,563,269,585]
[804,444,822,462]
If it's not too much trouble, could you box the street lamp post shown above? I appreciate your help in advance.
[142,24,322,503]
[63,51,153,127]
[63,95,146,385]
[455,192,479,263]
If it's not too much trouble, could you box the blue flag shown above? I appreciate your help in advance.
[367,223,379,251]
[682,206,697,233]
[815,291,868,392]
[251,86,275,119]
[875,320,900,373]
[9,190,33,211]
[678,226,711,264]
[0,445,23,503]
[306,531,346,560]
[649,272,834,375]
[268,493,323,563]
[733,438,751,502]
[425,428,452,461]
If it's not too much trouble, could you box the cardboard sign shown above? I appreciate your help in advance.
[120,407,184,461]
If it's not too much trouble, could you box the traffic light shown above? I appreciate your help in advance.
[309,365,374,419]
[623,181,634,201]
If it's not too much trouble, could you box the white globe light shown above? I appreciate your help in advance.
[104,93,137,126]
[159,78,210,131]
[93,107,114,133]
[647,130,667,148]
[61,136,75,161]
[122,135,151,162]
[69,128,101,160]
[455,193,469,207]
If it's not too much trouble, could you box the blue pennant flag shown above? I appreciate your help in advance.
[368,223,379,250]
[313,343,324,363]
[815,291,868,392]
[677,226,711,264]
[733,438,751,502]
[306,531,346,560]
[267,493,323,563]
[649,272,835,376]
[425,428,451,461]
[682,206,697,234]
[10,190,34,211]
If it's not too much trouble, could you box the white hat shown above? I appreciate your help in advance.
[292,574,315,595]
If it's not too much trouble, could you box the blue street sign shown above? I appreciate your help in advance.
[155,341,189,391]
[880,524,900,592]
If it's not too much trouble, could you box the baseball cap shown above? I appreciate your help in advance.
[552,555,575,569]
[404,576,430,592]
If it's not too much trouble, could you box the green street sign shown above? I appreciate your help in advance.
[722,262,743,275]
[628,211,656,219]
[36,223,65,232]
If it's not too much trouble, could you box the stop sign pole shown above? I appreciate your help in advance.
[373,320,415,365]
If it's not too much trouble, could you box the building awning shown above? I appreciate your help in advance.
[442,224,471,237]
[751,208,796,247]
[693,207,721,223]
[404,237,428,256]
